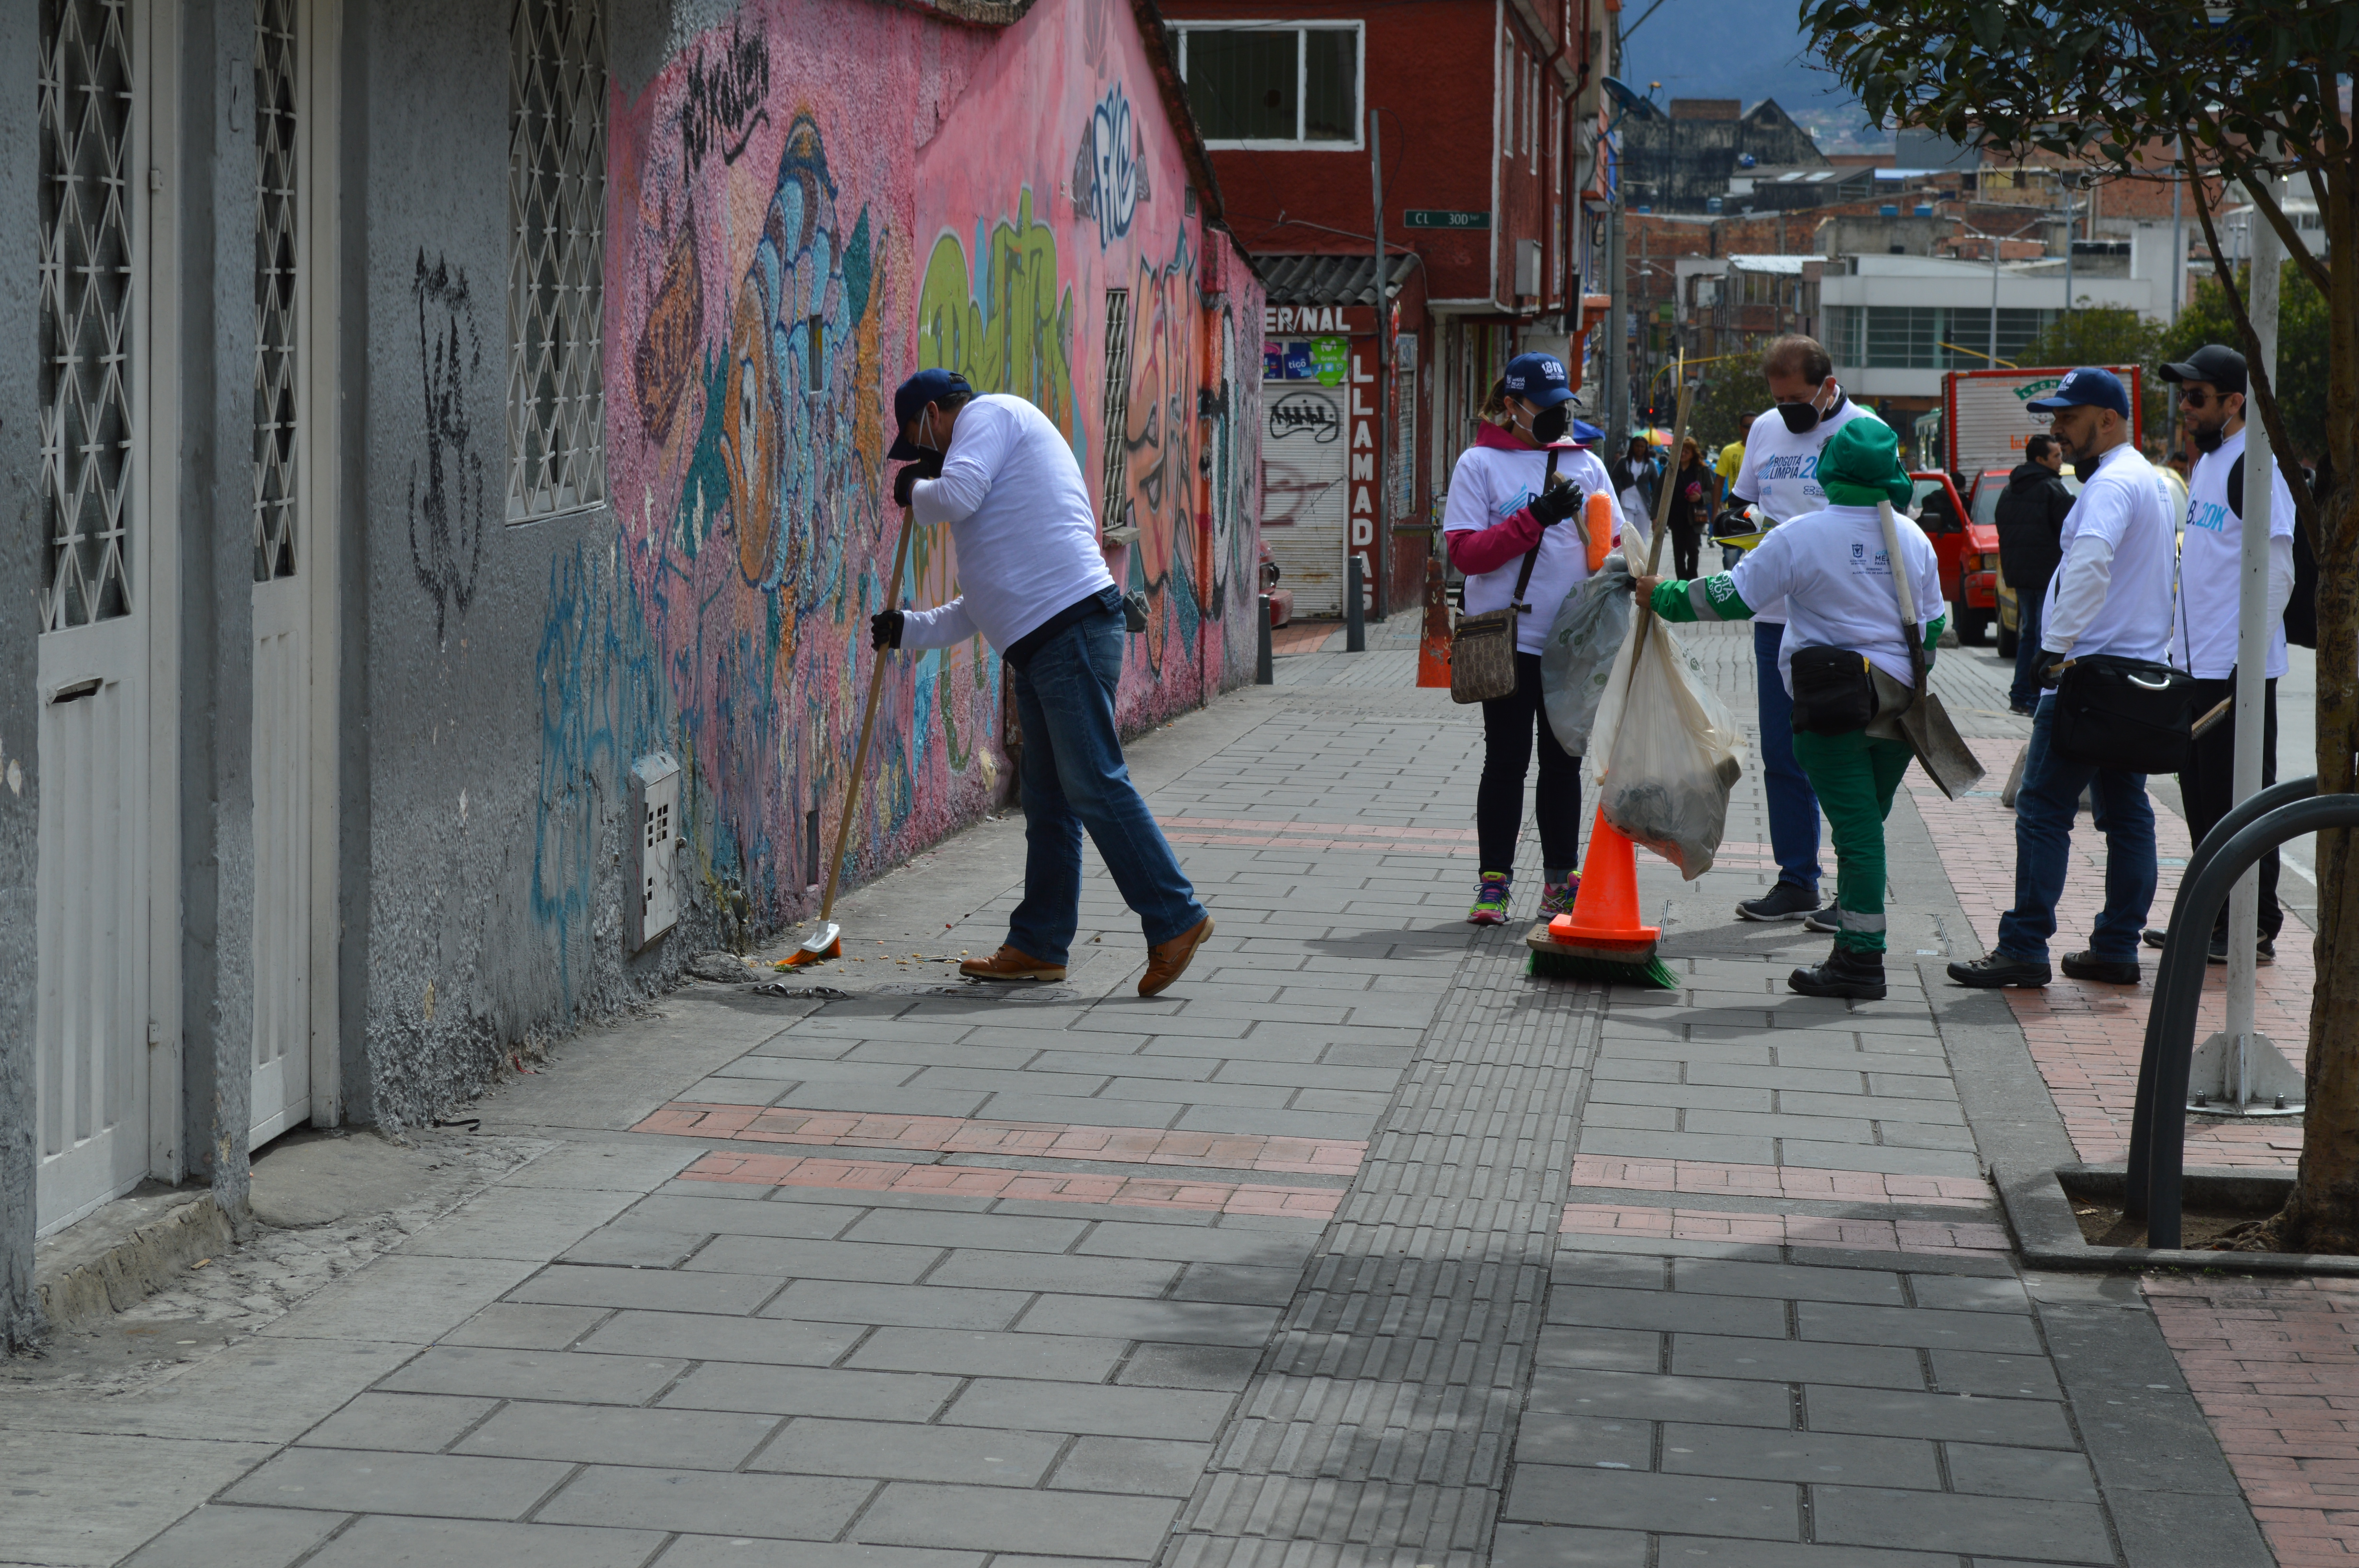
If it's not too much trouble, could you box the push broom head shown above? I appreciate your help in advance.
[777,920,843,968]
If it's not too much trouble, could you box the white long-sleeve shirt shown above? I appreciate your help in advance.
[896,395,1115,652]
[2172,427,2297,680]
[2040,441,2174,663]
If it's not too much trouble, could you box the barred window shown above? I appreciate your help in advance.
[507,0,605,521]
[1096,289,1132,537]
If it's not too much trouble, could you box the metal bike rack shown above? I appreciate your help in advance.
[2123,779,2354,1247]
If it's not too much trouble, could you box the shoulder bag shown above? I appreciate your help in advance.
[1875,500,1985,798]
[2050,655,2198,774]
[1451,450,1563,704]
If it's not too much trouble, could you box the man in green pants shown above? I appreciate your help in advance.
[1635,420,1947,1000]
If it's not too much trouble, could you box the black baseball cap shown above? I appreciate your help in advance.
[2159,344,2246,397]
[889,368,974,460]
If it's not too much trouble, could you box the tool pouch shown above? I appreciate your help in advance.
[1787,645,1878,735]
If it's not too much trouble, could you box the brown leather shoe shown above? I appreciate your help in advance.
[1138,917,1214,997]
[959,946,1066,983]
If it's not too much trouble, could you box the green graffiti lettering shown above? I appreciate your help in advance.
[914,189,1075,434]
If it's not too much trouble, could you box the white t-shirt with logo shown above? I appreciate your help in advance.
[1443,439,1621,654]
[1727,503,1945,691]
[2174,427,2294,680]
[2039,442,2175,664]
[1730,397,1886,622]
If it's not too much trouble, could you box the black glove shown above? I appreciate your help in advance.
[2037,652,2067,688]
[1529,477,1583,528]
[892,454,941,508]
[871,610,903,651]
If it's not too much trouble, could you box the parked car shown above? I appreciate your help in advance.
[1258,541,1293,628]
[1906,472,2000,644]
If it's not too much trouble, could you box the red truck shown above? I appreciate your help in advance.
[1906,470,2001,645]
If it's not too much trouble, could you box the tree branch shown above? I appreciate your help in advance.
[2189,167,2321,549]
[2239,169,2335,299]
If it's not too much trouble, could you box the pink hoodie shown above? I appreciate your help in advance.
[1445,423,1583,577]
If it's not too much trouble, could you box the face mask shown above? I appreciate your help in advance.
[2191,423,2225,455]
[1530,404,1570,445]
[1776,380,1839,435]
[918,407,940,452]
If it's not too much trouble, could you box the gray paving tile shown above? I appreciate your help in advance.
[1777,1092,1966,1124]
[1812,1485,2112,1560]
[1928,1349,2064,1399]
[1075,1222,1318,1267]
[1169,1263,1299,1307]
[1672,1334,1924,1389]
[1801,1386,2077,1448]
[1488,1522,1658,1568]
[1506,1413,1655,1470]
[1773,1142,1983,1178]
[1501,1465,1797,1541]
[296,1393,495,1454]
[300,1516,665,1568]
[536,1465,872,1539]
[506,1263,781,1316]
[376,1345,684,1405]
[845,1210,1089,1253]
[1671,1260,1906,1306]
[1048,1435,1215,1497]
[220,1447,572,1519]
[1532,1325,1661,1373]
[436,1302,609,1350]
[1015,1294,1281,1346]
[688,1235,942,1283]
[659,1362,958,1421]
[1907,1274,2030,1314]
[558,1227,708,1269]
[849,1327,1126,1381]
[853,1482,1180,1558]
[1547,1285,1785,1338]
[752,1083,992,1118]
[121,1506,345,1568]
[1944,1440,2101,1502]
[945,1377,1239,1439]
[706,1055,918,1083]
[1796,1302,2042,1355]
[1682,1109,1878,1142]
[768,1280,1030,1330]
[906,1066,1113,1097]
[750,1416,1065,1486]
[1527,1368,1789,1428]
[1658,1423,1940,1488]
[1115,1343,1261,1390]
[1170,1105,1378,1140]
[1587,1082,1774,1112]
[927,1250,1179,1298]
[674,1078,787,1105]
[456,1402,780,1468]
[575,1308,861,1365]
[973,1094,1189,1129]
[260,1254,542,1344]
[1577,1129,1779,1165]
[652,1538,981,1568]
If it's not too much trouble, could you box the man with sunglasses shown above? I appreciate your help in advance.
[1721,335,1886,927]
[2151,343,2295,965]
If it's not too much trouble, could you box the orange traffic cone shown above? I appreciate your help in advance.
[1416,555,1452,688]
[1525,809,1675,986]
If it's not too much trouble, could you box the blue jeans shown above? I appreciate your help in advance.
[1754,619,1822,890]
[2008,587,2048,712]
[1996,694,2157,963]
[1006,599,1206,965]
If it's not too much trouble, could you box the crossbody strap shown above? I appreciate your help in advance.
[1505,449,1561,613]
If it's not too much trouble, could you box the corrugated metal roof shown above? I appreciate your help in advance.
[1256,254,1410,307]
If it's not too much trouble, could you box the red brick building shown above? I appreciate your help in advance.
[1158,0,1616,614]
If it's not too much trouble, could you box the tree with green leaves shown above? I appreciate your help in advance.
[2164,261,2330,461]
[2019,307,2170,445]
[1800,0,2359,1252]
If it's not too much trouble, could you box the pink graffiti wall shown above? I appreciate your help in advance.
[600,0,1262,931]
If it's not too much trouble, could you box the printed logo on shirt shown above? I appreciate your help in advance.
[1755,453,1821,483]
[1846,541,1891,575]
[2187,497,2233,534]
[1706,575,1741,604]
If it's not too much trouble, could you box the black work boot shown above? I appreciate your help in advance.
[1948,952,2053,988]
[1789,944,1886,1001]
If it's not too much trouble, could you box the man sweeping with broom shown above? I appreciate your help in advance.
[1635,420,1946,1000]
[871,368,1215,996]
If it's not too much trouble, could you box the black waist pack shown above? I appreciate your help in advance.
[1788,645,1877,736]
[2050,655,2199,774]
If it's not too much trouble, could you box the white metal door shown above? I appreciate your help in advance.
[36,0,156,1234]
[249,0,332,1146]
[1261,381,1348,617]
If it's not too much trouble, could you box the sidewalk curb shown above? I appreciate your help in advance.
[1997,1161,2359,1275]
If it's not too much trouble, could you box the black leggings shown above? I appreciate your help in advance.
[1478,651,1583,874]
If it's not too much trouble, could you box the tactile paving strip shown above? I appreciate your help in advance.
[1163,914,1603,1568]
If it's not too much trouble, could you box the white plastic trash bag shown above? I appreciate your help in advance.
[1585,618,1745,879]
[1539,552,1634,757]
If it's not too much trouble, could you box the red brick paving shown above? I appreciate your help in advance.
[1559,1203,2011,1255]
[681,1148,1341,1218]
[634,1103,1368,1176]
[1570,1155,1992,1209]
[1904,736,2315,1168]
[2148,1274,2359,1566]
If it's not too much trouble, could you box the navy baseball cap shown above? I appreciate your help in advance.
[1502,351,1574,408]
[2025,367,2130,417]
[889,368,974,459]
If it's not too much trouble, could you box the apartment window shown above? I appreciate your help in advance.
[40,0,136,630]
[1177,25,1361,148]
[1834,305,2056,370]
[508,0,606,521]
[1097,290,1133,536]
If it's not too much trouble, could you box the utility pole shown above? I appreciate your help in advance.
[1603,12,1627,456]
[1370,107,1390,622]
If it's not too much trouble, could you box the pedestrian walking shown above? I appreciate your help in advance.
[1636,419,1944,1000]
[1671,435,1713,578]
[1722,335,1887,927]
[1995,432,2074,714]
[873,368,1214,994]
[1949,368,2175,989]
[1443,352,1617,925]
[1613,434,1661,526]
[2152,343,2294,964]
[1715,414,1752,496]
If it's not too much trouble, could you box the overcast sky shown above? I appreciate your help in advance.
[1616,0,1890,151]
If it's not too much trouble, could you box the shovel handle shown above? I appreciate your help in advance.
[818,504,918,923]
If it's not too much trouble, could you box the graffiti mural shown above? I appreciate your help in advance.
[409,252,487,647]
[1072,81,1149,250]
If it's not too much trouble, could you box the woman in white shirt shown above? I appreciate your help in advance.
[1439,352,1616,925]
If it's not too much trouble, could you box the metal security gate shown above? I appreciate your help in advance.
[249,0,338,1145]
[36,0,162,1233]
[1260,381,1347,617]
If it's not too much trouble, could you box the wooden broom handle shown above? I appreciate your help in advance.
[818,505,918,922]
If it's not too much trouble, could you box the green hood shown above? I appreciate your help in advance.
[1817,418,1914,508]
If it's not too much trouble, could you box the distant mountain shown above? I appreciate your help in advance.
[1617,0,1891,152]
